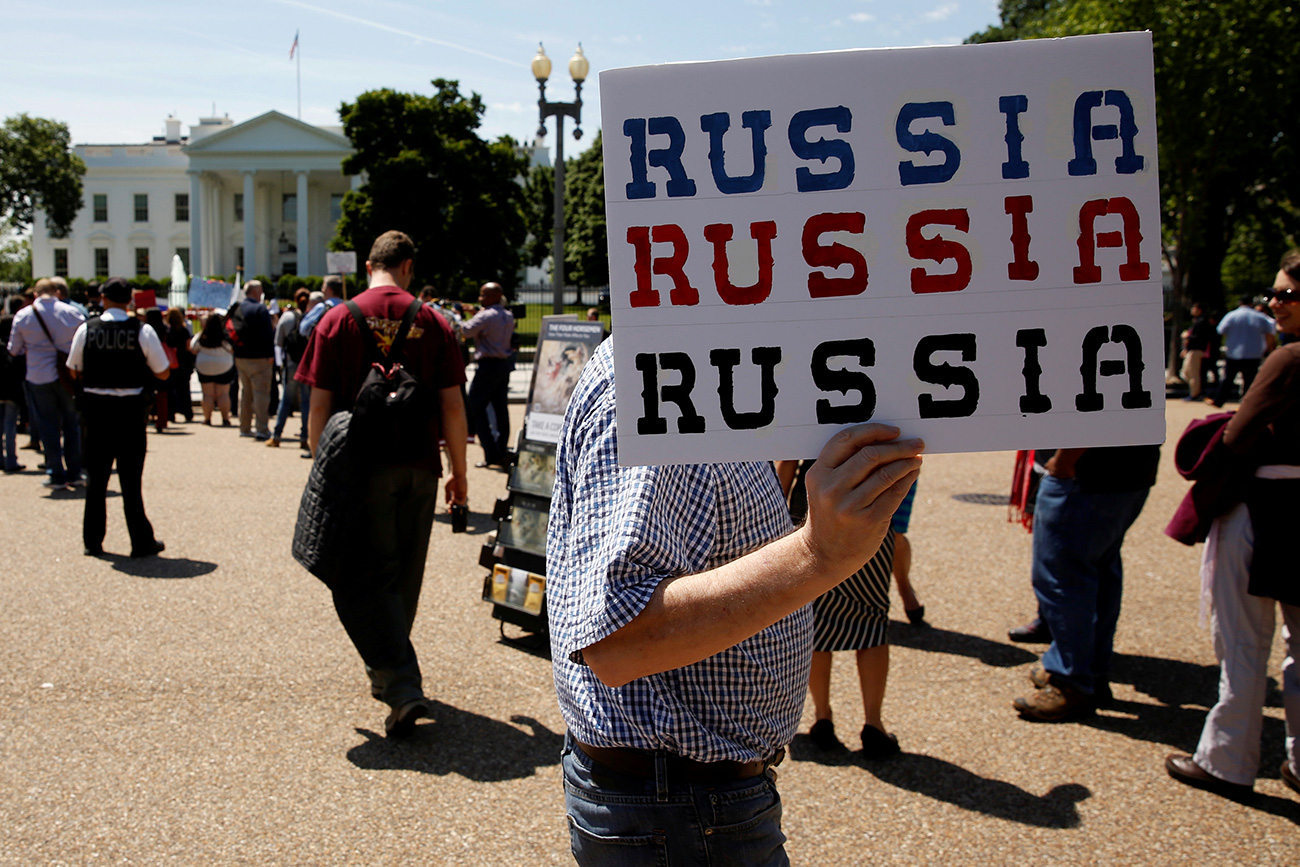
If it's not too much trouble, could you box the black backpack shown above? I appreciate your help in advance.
[283,311,310,362]
[346,298,434,464]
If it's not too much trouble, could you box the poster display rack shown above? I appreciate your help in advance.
[481,317,607,637]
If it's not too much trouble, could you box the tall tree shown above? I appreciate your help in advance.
[970,0,1300,370]
[0,229,32,285]
[0,114,86,237]
[524,131,608,299]
[331,80,529,299]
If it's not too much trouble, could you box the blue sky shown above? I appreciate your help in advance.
[1,0,1001,153]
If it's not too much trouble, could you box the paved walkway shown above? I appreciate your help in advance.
[1,398,1296,865]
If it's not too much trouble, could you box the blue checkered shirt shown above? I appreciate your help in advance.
[547,340,812,762]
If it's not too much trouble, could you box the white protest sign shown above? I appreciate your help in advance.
[601,32,1165,466]
[326,251,357,274]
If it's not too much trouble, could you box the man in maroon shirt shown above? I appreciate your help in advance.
[296,230,469,738]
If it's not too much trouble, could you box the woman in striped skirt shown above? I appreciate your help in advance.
[777,459,902,759]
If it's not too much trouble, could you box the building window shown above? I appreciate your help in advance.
[236,246,244,271]
[282,260,297,277]
[282,193,297,223]
[234,193,244,222]
[175,193,189,222]
[135,247,150,277]
[94,248,109,277]
[133,193,149,222]
[329,193,343,223]
[54,249,69,278]
[176,247,190,273]
[93,194,108,222]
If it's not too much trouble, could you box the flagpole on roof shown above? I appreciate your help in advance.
[290,29,301,119]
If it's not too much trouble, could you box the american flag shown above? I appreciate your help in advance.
[289,30,299,60]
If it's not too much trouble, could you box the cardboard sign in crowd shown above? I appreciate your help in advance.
[600,32,1165,465]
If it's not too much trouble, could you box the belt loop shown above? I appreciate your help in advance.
[655,751,668,802]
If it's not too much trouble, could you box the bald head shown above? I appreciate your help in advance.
[478,282,503,306]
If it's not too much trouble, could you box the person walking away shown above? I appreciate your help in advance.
[66,277,169,559]
[296,230,469,738]
[189,313,235,426]
[0,298,26,472]
[269,288,311,448]
[1209,296,1276,407]
[460,281,515,469]
[165,308,195,423]
[6,277,84,488]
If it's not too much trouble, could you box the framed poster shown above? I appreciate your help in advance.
[525,319,607,443]
[509,438,557,498]
[497,492,550,556]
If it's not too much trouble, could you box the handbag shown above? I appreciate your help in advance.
[292,410,359,588]
[31,306,76,395]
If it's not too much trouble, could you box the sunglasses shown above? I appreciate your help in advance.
[1269,289,1300,303]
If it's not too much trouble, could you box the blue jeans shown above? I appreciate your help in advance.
[1032,476,1149,694]
[27,379,82,484]
[468,356,513,464]
[562,737,788,867]
[272,360,308,442]
[1,401,18,470]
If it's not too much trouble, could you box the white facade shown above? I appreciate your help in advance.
[33,111,356,281]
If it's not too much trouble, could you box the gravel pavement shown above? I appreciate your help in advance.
[1,398,1296,866]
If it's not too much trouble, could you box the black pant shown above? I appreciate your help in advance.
[330,464,440,708]
[82,392,156,553]
[1212,357,1261,406]
[468,356,513,464]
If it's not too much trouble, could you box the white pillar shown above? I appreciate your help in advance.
[188,171,202,276]
[243,171,256,277]
[296,171,310,276]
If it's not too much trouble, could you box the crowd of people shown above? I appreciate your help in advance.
[4,239,1297,865]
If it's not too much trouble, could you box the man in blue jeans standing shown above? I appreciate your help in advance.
[547,340,924,866]
[1013,445,1160,721]
[460,281,515,468]
[6,277,84,489]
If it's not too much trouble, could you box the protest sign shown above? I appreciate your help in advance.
[601,32,1165,465]
[326,251,357,274]
[187,276,235,310]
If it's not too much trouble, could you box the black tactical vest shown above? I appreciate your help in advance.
[82,317,149,390]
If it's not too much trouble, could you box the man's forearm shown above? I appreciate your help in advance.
[584,424,922,688]
[307,386,333,455]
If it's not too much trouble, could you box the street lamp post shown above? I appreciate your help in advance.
[533,42,588,315]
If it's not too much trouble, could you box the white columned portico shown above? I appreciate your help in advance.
[296,171,310,276]
[188,171,202,275]
[243,171,257,276]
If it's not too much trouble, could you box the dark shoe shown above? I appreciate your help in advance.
[808,719,846,751]
[905,605,928,626]
[1014,679,1094,722]
[385,699,430,739]
[860,724,900,759]
[84,546,104,557]
[1008,617,1051,644]
[3,464,24,473]
[1281,760,1300,796]
[254,433,270,442]
[1165,754,1252,799]
[129,540,165,559]
[1029,665,1113,707]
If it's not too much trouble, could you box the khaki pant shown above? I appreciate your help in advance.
[235,357,273,436]
[1180,349,1204,398]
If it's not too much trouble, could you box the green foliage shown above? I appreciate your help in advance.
[0,230,32,284]
[524,131,609,289]
[967,0,1300,369]
[331,80,529,297]
[0,115,86,237]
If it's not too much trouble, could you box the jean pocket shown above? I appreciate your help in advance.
[567,814,669,867]
[702,783,787,866]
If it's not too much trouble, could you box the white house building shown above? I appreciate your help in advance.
[33,111,357,282]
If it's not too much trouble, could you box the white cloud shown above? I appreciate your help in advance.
[849,12,876,23]
[923,3,960,22]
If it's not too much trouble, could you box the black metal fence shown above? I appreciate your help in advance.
[510,283,608,350]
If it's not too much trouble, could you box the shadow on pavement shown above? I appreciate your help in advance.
[108,555,218,579]
[792,738,1089,829]
[432,509,496,537]
[348,702,563,782]
[889,623,1038,668]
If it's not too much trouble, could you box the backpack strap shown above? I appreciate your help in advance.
[345,298,423,368]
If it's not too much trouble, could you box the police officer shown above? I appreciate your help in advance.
[66,277,170,558]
